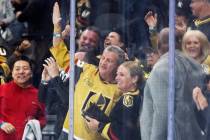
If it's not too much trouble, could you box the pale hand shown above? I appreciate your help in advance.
[43,57,60,78]
[85,116,100,132]
[0,122,16,134]
[41,67,51,81]
[144,11,157,28]
[193,86,208,110]
[52,2,62,25]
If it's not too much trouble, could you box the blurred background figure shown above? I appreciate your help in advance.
[0,0,15,46]
[11,0,55,87]
[189,0,210,40]
[141,47,160,79]
[38,57,68,139]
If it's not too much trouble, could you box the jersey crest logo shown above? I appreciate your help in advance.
[0,47,6,56]
[123,95,133,107]
[81,91,110,113]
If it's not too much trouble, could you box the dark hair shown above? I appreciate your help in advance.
[82,26,101,55]
[112,29,127,51]
[86,26,101,38]
[11,55,34,71]
[142,47,159,55]
[205,74,210,83]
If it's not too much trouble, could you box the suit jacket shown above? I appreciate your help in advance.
[140,50,207,140]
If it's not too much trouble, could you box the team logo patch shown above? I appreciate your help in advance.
[123,95,133,107]
[0,47,6,56]
[201,64,209,74]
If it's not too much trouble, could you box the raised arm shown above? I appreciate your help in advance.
[144,11,158,48]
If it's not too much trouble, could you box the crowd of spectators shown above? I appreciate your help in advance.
[0,0,210,140]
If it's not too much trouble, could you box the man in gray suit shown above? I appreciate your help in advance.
[140,28,208,140]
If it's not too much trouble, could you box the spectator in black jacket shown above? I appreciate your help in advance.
[38,57,68,139]
[11,0,56,87]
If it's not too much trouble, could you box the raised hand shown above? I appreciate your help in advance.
[52,2,62,25]
[144,11,157,28]
[175,16,187,36]
[41,67,51,82]
[43,57,60,78]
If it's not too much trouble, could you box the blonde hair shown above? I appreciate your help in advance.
[120,61,143,85]
[182,30,210,63]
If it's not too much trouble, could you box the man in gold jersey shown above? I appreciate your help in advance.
[50,3,126,139]
[50,44,126,140]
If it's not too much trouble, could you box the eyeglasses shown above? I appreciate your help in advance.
[146,53,155,58]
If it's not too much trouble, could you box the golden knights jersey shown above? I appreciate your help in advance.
[50,40,70,70]
[202,55,210,74]
[63,63,120,140]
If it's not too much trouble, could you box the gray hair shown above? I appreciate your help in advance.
[104,45,126,65]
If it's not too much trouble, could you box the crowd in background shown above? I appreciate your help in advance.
[0,0,210,140]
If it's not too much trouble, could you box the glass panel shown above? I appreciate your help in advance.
[0,0,209,140]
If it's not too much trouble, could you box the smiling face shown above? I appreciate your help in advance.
[104,32,123,48]
[115,65,137,92]
[12,60,32,88]
[78,29,99,52]
[184,35,202,60]
[99,51,119,82]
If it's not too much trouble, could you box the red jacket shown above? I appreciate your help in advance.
[0,81,46,140]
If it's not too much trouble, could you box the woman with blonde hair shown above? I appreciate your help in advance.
[182,30,210,73]
[85,61,143,140]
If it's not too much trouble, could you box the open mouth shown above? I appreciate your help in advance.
[80,45,94,52]
[188,48,198,53]
[104,39,111,46]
